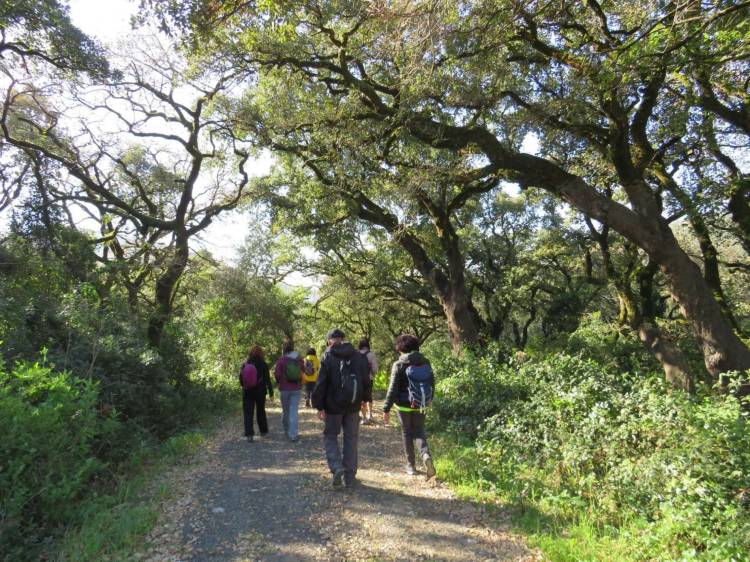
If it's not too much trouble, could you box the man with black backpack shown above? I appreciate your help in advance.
[312,328,372,489]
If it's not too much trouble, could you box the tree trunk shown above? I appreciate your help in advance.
[618,272,694,392]
[147,237,189,348]
[655,235,750,377]
[404,117,750,377]
[554,174,750,380]
[439,282,481,351]
[657,169,741,332]
[363,198,484,352]
[636,321,694,392]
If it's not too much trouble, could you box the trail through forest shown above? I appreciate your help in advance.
[137,401,538,561]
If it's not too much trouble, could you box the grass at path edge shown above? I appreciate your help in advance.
[49,403,239,562]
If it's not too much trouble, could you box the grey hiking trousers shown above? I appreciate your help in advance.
[324,411,360,482]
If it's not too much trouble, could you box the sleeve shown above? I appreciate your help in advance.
[382,362,400,413]
[274,359,283,385]
[311,357,328,411]
[239,363,244,387]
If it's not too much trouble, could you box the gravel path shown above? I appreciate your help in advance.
[139,401,538,562]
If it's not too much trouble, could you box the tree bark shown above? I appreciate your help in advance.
[147,235,189,348]
[588,219,695,391]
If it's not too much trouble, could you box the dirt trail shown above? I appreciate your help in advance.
[139,402,538,562]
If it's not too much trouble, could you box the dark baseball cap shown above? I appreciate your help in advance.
[326,328,345,340]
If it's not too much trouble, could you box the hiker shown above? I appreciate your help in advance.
[274,339,304,442]
[383,334,436,478]
[312,328,372,488]
[358,337,379,425]
[239,345,274,443]
[302,347,320,408]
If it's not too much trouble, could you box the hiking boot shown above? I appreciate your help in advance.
[246,435,254,443]
[423,455,436,479]
[332,467,345,487]
[344,477,357,490]
[406,464,417,476]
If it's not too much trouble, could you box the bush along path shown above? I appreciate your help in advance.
[137,401,538,562]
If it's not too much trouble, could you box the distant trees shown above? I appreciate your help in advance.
[1,37,255,346]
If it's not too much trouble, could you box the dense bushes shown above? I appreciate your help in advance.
[429,346,750,559]
[0,232,237,559]
[0,361,120,559]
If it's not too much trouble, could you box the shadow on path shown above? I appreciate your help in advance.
[142,402,536,562]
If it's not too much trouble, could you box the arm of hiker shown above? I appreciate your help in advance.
[311,359,328,412]
[274,358,283,385]
[363,360,373,404]
[265,363,274,400]
[382,362,399,416]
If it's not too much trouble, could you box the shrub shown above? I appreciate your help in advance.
[0,360,120,560]
[430,346,750,559]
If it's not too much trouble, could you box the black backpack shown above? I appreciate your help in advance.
[331,357,364,409]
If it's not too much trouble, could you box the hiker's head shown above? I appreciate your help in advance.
[248,345,264,361]
[395,334,420,353]
[358,337,370,351]
[282,339,294,354]
[326,328,345,345]
[306,347,316,356]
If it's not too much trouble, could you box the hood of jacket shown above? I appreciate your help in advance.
[399,351,427,365]
[329,342,357,358]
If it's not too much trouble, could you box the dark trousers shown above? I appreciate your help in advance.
[304,382,315,404]
[397,410,430,467]
[324,411,360,482]
[242,389,269,437]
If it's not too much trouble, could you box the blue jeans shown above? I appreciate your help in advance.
[280,390,301,440]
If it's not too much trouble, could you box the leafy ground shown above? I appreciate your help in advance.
[136,401,538,561]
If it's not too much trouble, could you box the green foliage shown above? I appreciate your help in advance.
[185,264,300,378]
[430,343,750,559]
[563,312,660,374]
[0,0,110,75]
[0,360,118,559]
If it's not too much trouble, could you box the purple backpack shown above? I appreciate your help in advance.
[241,362,259,389]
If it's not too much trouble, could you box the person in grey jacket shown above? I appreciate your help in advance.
[383,334,436,478]
[312,328,372,488]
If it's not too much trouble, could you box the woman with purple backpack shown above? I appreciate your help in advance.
[240,345,274,443]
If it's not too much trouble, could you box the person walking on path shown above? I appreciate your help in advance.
[383,334,436,478]
[302,347,320,408]
[358,338,378,425]
[274,339,304,441]
[240,345,274,443]
[312,328,372,489]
